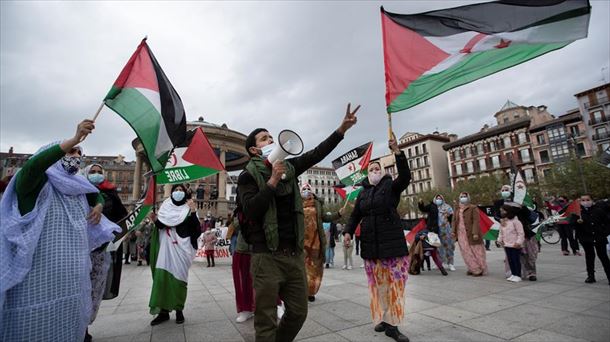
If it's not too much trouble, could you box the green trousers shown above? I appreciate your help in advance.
[250,252,308,342]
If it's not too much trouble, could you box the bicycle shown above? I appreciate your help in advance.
[536,222,560,245]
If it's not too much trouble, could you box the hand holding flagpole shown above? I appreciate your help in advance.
[79,102,105,142]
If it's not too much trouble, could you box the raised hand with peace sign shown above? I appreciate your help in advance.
[337,102,360,135]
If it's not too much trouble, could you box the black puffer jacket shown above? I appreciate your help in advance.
[418,201,440,233]
[572,201,610,244]
[344,152,411,260]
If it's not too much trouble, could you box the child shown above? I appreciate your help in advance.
[342,235,354,270]
[203,227,218,267]
[497,204,525,282]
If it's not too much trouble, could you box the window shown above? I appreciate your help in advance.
[550,143,570,160]
[547,126,566,142]
[419,183,424,192]
[416,158,421,168]
[423,156,429,166]
[321,180,325,186]
[536,134,546,145]
[503,136,512,148]
[454,150,461,161]
[520,149,531,163]
[478,158,486,171]
[411,184,416,194]
[427,181,431,190]
[505,151,513,162]
[503,117,510,124]
[595,126,608,139]
[408,148,412,157]
[322,189,325,194]
[422,143,427,153]
[456,164,463,175]
[314,180,318,185]
[591,110,603,124]
[524,169,535,183]
[465,147,472,158]
[491,156,500,168]
[418,170,422,179]
[476,143,483,155]
[409,160,413,169]
[569,125,580,137]
[426,169,430,178]
[518,132,527,144]
[576,143,586,157]
[539,150,550,163]
[466,162,474,173]
[489,141,496,152]
[415,146,419,155]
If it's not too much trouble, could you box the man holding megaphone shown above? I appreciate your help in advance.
[237,103,359,342]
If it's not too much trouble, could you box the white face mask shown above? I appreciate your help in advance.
[459,197,470,204]
[260,143,276,159]
[581,200,593,208]
[368,172,383,185]
[434,199,443,206]
[501,191,511,199]
[172,191,185,202]
[301,190,311,198]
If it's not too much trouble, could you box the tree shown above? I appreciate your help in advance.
[541,158,610,199]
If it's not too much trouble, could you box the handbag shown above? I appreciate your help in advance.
[426,232,442,248]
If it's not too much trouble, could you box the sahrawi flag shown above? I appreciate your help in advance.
[107,176,156,251]
[381,0,591,112]
[156,127,225,184]
[512,169,535,210]
[104,38,187,173]
[332,142,373,201]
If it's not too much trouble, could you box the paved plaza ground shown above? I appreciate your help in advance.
[91,243,610,342]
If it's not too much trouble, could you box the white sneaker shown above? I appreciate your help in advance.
[236,311,254,323]
[448,264,456,272]
[506,275,515,281]
[510,276,522,283]
[360,264,365,268]
[277,304,285,320]
[347,265,353,270]
[342,265,347,270]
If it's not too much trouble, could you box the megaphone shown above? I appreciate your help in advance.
[266,129,304,179]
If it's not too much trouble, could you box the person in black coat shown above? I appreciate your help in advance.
[343,135,411,342]
[571,194,610,284]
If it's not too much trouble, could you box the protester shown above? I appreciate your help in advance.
[451,192,487,276]
[342,231,354,270]
[84,163,129,341]
[301,182,343,302]
[203,226,218,267]
[324,222,337,268]
[554,196,581,256]
[571,194,610,284]
[497,204,525,283]
[148,184,200,326]
[343,135,411,342]
[196,184,205,209]
[410,229,447,276]
[1,120,119,341]
[230,205,256,323]
[237,103,358,341]
[418,194,455,271]
[354,223,361,255]
[136,219,153,266]
[494,184,538,281]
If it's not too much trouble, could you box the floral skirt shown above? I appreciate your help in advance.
[364,256,409,326]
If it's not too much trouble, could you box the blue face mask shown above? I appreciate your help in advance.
[434,199,443,206]
[501,191,511,199]
[301,190,311,198]
[260,143,276,159]
[172,191,185,202]
[459,197,470,204]
[88,173,105,185]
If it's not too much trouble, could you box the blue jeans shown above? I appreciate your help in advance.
[325,247,335,265]
[229,235,238,255]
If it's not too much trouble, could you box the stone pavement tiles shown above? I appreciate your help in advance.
[90,243,610,342]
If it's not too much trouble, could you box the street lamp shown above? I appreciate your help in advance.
[567,132,587,194]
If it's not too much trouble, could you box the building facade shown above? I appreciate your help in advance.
[443,101,554,188]
[529,109,593,178]
[298,165,341,205]
[575,83,610,155]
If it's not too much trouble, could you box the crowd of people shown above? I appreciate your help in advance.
[1,109,609,342]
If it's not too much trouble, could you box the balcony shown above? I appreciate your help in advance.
[589,116,609,126]
[584,96,609,109]
[593,131,610,141]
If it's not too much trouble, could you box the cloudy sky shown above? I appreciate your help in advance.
[1,1,609,167]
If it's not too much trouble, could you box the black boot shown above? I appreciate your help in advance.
[385,325,409,342]
[585,275,596,283]
[308,296,316,302]
[150,310,170,326]
[374,322,387,332]
[440,267,448,276]
[83,328,92,342]
[175,310,185,324]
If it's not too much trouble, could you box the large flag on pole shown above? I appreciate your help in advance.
[104,38,187,172]
[156,127,225,184]
[381,0,591,113]
[511,169,535,210]
[332,142,373,201]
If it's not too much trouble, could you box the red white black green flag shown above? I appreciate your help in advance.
[381,0,591,113]
[104,38,187,172]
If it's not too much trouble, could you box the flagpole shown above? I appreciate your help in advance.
[387,111,393,140]
[92,102,105,122]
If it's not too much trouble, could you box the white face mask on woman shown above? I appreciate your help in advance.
[368,172,383,185]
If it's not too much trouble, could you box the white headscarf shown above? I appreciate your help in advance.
[157,197,190,227]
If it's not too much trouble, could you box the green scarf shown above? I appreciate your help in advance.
[245,157,304,252]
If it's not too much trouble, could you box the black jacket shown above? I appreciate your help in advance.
[572,201,610,244]
[155,213,201,249]
[100,188,128,223]
[417,201,452,234]
[344,151,411,260]
[237,131,344,250]
[493,199,536,239]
